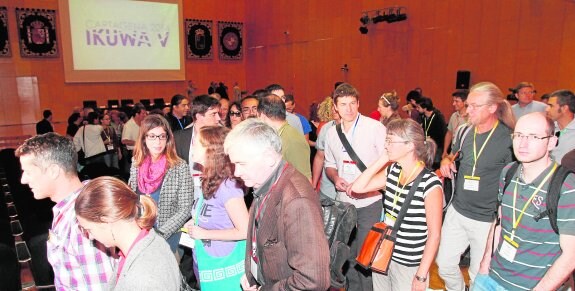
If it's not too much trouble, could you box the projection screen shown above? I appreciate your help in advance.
[59,0,185,82]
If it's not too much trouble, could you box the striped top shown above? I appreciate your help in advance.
[384,163,442,267]
[490,162,575,290]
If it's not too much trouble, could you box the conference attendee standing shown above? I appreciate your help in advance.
[182,126,248,290]
[352,119,443,291]
[74,112,107,165]
[511,82,547,119]
[36,109,54,135]
[128,114,193,255]
[100,113,121,169]
[122,103,148,177]
[16,133,116,290]
[75,177,181,291]
[165,94,191,132]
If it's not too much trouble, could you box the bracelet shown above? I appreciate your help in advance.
[414,274,427,282]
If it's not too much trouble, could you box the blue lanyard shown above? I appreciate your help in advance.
[342,115,360,152]
[176,116,184,130]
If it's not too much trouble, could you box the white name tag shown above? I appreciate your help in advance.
[250,257,259,282]
[106,144,114,151]
[343,161,356,175]
[384,213,396,227]
[499,240,517,262]
[179,233,195,249]
[463,175,480,191]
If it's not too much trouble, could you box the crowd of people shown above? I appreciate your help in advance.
[24,80,575,290]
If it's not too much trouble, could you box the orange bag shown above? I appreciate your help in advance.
[356,221,395,274]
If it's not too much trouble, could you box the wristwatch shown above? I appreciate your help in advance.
[415,274,427,282]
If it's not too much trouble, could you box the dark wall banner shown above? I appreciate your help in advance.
[16,8,58,58]
[218,21,243,60]
[185,19,213,60]
[0,7,10,57]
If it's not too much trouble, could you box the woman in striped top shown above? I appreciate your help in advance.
[351,119,443,291]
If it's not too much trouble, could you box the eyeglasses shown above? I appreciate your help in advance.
[242,107,258,114]
[385,139,409,144]
[145,133,168,140]
[511,133,553,141]
[465,103,489,110]
[229,111,242,117]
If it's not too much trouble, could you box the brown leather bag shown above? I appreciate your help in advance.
[355,167,428,274]
[356,222,395,274]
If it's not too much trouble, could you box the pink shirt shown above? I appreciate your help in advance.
[324,114,387,208]
[117,229,149,280]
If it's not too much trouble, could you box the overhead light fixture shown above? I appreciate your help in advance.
[372,11,386,24]
[359,13,370,25]
[359,26,368,34]
[393,7,407,22]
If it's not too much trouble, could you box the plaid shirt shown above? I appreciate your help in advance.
[47,186,116,290]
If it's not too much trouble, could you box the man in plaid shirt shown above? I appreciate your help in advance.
[16,133,116,290]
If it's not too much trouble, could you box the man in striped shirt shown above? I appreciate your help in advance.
[16,133,116,290]
[476,112,575,290]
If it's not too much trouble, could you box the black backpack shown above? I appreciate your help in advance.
[501,162,572,234]
[320,194,357,289]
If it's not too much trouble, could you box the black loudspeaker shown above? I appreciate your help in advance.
[456,70,471,89]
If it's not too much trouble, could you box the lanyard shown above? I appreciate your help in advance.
[472,120,499,176]
[176,115,184,129]
[194,195,204,226]
[251,164,288,261]
[341,115,360,152]
[510,163,557,240]
[424,113,435,137]
[391,162,422,211]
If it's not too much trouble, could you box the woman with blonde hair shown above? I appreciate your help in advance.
[128,114,193,254]
[75,176,181,290]
[378,90,402,126]
[351,119,443,291]
[183,125,248,290]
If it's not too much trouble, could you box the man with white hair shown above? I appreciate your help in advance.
[224,119,329,291]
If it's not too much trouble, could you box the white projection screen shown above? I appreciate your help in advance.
[59,0,185,83]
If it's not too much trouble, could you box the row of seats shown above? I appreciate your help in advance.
[0,149,55,291]
[83,98,168,110]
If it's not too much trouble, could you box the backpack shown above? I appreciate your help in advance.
[442,123,472,211]
[320,194,357,288]
[501,162,572,234]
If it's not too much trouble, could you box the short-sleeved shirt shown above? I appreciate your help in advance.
[552,118,575,163]
[384,164,442,266]
[324,114,387,208]
[192,179,245,257]
[452,122,513,222]
[447,111,468,133]
[489,162,575,290]
[295,113,312,135]
[286,112,304,134]
[122,118,140,150]
[512,101,548,120]
[315,120,337,199]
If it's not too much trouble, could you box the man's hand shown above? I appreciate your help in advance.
[333,176,349,192]
[440,158,457,179]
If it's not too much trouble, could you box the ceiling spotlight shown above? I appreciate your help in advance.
[385,8,397,23]
[394,7,407,22]
[371,11,386,24]
[359,26,368,34]
[359,13,370,25]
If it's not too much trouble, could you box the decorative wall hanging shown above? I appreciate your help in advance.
[218,21,243,60]
[16,8,58,58]
[0,7,10,57]
[185,19,213,60]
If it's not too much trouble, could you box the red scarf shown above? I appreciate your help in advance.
[137,155,167,194]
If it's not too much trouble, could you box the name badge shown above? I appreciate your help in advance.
[384,213,396,227]
[179,233,195,249]
[343,160,356,175]
[106,144,114,151]
[499,235,519,262]
[463,175,480,191]
[250,257,259,282]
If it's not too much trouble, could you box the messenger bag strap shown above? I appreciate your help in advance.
[390,168,428,236]
[336,123,367,172]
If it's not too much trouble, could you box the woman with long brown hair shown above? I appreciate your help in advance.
[128,114,193,254]
[183,125,248,290]
[75,176,181,290]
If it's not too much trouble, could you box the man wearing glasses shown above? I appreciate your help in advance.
[511,82,547,119]
[437,82,515,291]
[475,112,575,290]
[240,95,260,120]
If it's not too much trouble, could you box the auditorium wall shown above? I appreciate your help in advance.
[245,0,575,118]
[0,0,245,135]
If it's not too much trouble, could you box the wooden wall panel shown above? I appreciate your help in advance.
[246,0,575,117]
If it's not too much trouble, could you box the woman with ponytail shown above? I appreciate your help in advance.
[350,119,443,291]
[75,176,181,290]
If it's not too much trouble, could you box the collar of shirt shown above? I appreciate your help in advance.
[253,160,286,199]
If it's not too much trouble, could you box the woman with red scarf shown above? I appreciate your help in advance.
[128,114,193,255]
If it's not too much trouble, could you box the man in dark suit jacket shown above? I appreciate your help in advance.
[36,109,54,135]
[225,118,330,291]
